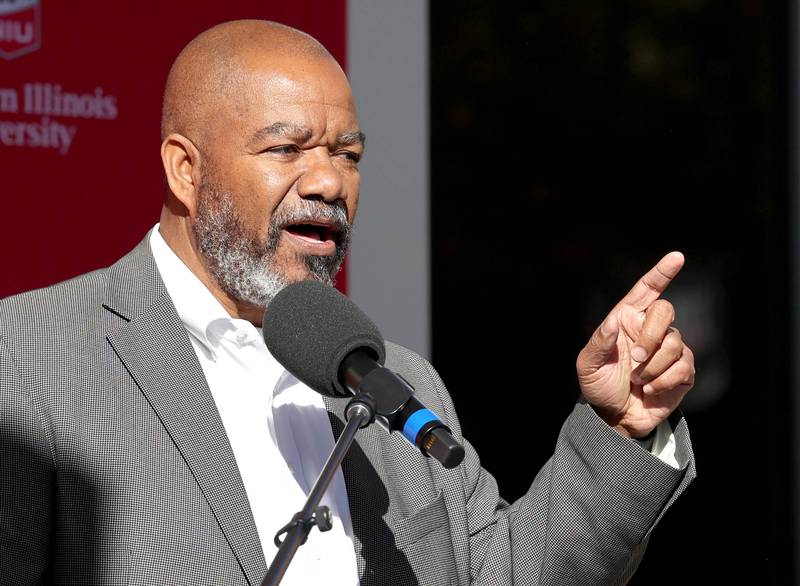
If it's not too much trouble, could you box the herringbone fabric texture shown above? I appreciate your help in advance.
[0,235,695,585]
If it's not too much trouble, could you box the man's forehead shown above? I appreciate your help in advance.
[242,66,355,103]
[201,50,360,147]
[224,61,355,115]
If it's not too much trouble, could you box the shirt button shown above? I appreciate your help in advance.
[235,331,248,345]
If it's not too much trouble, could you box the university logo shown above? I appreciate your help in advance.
[0,0,41,60]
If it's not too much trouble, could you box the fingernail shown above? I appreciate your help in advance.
[631,346,647,362]
[642,384,654,394]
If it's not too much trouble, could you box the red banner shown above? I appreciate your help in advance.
[0,1,347,298]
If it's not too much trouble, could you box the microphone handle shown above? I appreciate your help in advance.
[396,396,465,469]
[340,351,465,468]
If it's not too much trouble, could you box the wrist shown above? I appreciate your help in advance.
[628,426,657,450]
[588,401,656,440]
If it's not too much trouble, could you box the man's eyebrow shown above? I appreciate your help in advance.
[337,130,366,146]
[249,122,313,145]
[248,123,365,148]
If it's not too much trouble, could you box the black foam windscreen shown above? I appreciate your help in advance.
[262,280,387,397]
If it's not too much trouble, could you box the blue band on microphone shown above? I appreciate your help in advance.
[403,408,440,445]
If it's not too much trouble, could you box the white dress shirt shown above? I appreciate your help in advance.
[149,226,359,585]
[652,417,678,467]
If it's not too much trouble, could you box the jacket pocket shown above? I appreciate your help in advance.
[390,492,458,585]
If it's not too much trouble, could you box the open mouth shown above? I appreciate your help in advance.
[283,221,339,245]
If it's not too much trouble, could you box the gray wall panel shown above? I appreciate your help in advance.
[347,0,430,358]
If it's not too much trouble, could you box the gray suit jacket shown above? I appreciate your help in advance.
[0,236,695,585]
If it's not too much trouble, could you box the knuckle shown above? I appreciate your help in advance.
[663,333,683,355]
[652,299,675,321]
[687,365,696,383]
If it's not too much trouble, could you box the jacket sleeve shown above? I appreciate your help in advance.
[0,333,55,585]
[411,351,696,586]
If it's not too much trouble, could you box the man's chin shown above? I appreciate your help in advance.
[273,267,331,289]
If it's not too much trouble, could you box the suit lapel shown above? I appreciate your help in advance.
[103,236,266,586]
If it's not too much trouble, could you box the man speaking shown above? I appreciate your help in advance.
[0,20,696,585]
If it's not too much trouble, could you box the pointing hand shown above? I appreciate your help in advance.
[575,252,695,438]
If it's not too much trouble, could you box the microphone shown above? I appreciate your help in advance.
[262,280,465,469]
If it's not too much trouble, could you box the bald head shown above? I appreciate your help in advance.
[161,20,338,144]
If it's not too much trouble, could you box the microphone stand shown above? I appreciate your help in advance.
[260,396,375,586]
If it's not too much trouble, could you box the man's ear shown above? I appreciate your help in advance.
[161,133,202,217]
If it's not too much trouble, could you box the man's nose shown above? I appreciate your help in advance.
[297,148,344,203]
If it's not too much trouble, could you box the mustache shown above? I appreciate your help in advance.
[272,199,350,233]
[267,199,352,251]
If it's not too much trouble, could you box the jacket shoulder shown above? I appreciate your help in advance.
[0,233,154,341]
[0,270,114,401]
[0,268,110,342]
[384,340,439,391]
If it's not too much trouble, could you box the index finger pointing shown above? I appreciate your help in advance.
[620,251,685,310]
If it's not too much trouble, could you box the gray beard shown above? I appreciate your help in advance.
[192,187,351,308]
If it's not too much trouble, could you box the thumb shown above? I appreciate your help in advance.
[577,312,619,375]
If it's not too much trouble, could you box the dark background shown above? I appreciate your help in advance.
[431,1,793,583]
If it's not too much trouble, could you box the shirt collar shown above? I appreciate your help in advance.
[149,224,233,359]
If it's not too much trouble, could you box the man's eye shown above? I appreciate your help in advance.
[337,150,362,163]
[266,145,300,155]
